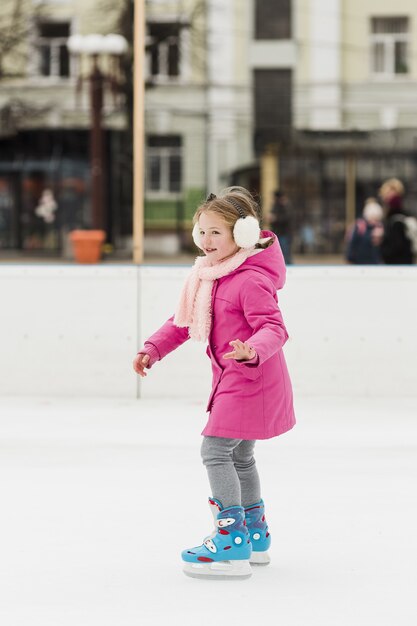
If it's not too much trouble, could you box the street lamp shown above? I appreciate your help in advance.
[67,34,128,233]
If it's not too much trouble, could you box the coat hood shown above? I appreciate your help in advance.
[234,230,286,290]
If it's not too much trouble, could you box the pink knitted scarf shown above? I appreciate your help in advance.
[174,248,255,341]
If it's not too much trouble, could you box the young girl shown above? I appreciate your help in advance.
[345,198,384,265]
[133,187,295,580]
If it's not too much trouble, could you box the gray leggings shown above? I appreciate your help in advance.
[201,436,261,508]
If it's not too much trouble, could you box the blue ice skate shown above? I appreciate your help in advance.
[182,498,252,579]
[245,499,271,565]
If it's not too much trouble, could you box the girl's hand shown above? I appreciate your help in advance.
[133,353,150,377]
[223,339,257,361]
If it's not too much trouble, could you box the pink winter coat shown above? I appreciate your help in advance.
[142,231,296,440]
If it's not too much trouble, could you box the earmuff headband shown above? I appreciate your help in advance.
[193,193,261,250]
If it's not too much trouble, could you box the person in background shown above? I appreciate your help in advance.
[379,178,414,265]
[345,198,384,265]
[269,190,293,264]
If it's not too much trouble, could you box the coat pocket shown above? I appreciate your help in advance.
[230,358,261,381]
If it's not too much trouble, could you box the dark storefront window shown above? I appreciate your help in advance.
[356,155,417,208]
[0,177,17,249]
[278,153,346,254]
[17,163,89,253]
[277,151,417,255]
[0,131,91,253]
[0,128,133,254]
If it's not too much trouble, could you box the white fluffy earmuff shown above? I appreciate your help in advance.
[233,215,260,249]
[192,223,203,250]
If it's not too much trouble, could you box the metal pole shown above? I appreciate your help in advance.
[133,0,146,264]
[90,56,104,231]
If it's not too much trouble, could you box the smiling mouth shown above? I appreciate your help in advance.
[205,248,217,253]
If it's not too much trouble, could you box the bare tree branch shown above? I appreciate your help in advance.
[0,97,53,137]
[0,0,47,78]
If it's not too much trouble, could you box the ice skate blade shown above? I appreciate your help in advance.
[250,551,271,565]
[183,559,252,580]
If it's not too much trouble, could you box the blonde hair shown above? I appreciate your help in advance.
[193,186,260,228]
[193,187,272,249]
[379,178,405,200]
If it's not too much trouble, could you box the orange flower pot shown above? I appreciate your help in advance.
[69,230,106,264]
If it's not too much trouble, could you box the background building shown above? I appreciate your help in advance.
[1,0,417,258]
[0,0,255,257]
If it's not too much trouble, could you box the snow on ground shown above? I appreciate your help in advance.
[0,395,416,626]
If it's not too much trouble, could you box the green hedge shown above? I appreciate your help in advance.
[145,188,205,229]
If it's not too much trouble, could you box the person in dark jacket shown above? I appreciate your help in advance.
[379,178,414,265]
[346,198,384,264]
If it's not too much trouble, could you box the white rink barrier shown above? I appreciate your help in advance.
[0,265,416,398]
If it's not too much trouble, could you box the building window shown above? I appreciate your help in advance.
[370,17,409,77]
[254,69,292,153]
[36,21,71,77]
[255,0,291,40]
[146,136,182,195]
[147,22,181,80]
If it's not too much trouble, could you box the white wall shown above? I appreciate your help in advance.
[0,266,139,398]
[282,266,417,397]
[1,265,416,399]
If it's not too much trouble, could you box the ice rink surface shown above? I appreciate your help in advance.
[0,395,416,626]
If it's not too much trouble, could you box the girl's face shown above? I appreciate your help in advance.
[198,211,239,263]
